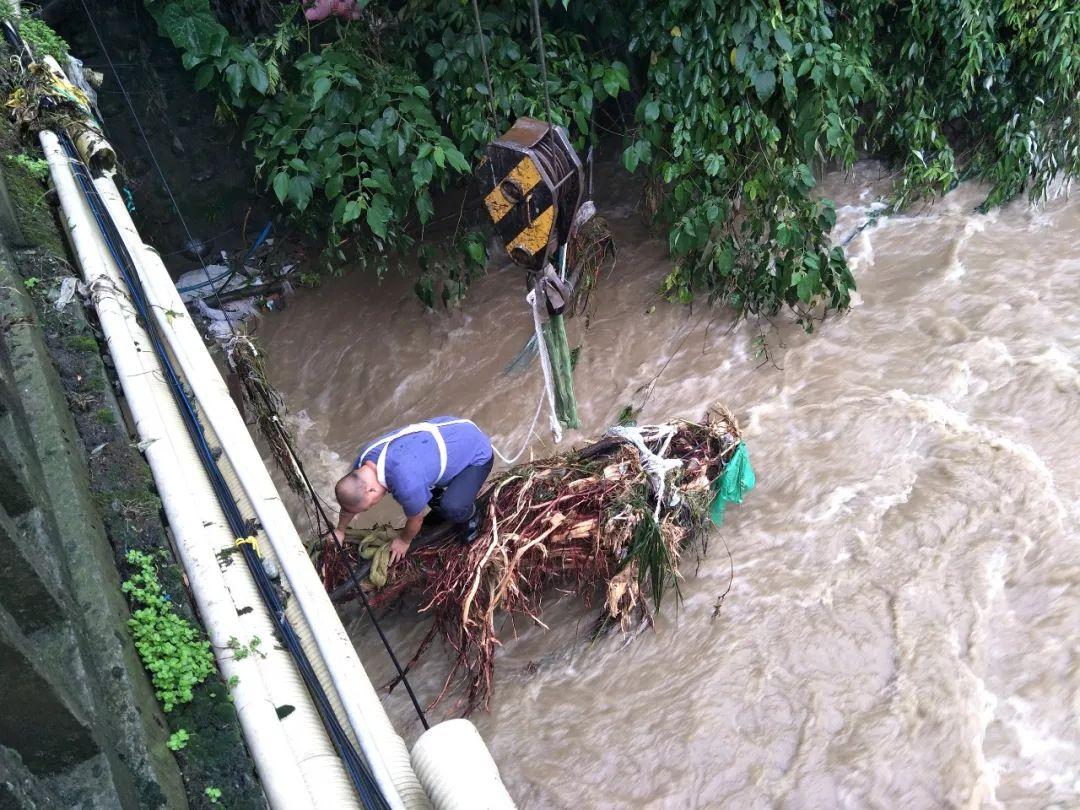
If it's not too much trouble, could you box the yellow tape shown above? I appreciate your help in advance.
[235,535,261,557]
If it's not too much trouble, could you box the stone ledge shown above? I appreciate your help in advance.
[0,233,186,808]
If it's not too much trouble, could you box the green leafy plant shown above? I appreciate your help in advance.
[123,550,215,712]
[143,0,626,290]
[204,786,222,804]
[6,152,49,181]
[145,0,1080,325]
[22,276,39,290]
[17,17,69,64]
[167,728,190,751]
[225,635,264,661]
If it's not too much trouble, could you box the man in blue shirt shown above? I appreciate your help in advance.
[332,416,494,564]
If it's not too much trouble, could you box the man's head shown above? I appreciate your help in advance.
[335,463,386,514]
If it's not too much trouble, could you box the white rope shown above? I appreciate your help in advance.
[489,287,563,465]
[490,391,544,465]
[607,424,683,520]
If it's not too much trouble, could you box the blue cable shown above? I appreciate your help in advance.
[59,134,391,810]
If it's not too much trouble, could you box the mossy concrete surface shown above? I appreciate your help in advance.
[0,232,185,807]
[0,187,261,806]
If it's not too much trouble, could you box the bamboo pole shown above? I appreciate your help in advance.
[542,312,580,429]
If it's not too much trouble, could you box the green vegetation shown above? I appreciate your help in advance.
[94,407,116,424]
[0,5,71,65]
[225,635,263,661]
[167,728,191,751]
[67,334,99,353]
[204,786,222,804]
[5,152,49,181]
[22,275,38,290]
[123,550,216,713]
[145,1,1080,323]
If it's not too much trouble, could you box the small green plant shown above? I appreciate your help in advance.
[166,728,190,751]
[123,550,215,712]
[22,276,39,290]
[227,675,240,689]
[94,408,116,425]
[226,635,264,661]
[18,17,69,64]
[204,786,222,804]
[6,153,49,182]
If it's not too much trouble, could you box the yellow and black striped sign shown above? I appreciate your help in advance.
[478,117,581,270]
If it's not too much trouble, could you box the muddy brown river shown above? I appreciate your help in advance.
[255,163,1080,809]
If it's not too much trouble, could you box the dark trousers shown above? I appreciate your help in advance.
[430,455,494,524]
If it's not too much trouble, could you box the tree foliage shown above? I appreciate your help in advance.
[145,0,1080,322]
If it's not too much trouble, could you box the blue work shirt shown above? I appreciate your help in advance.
[354,416,493,517]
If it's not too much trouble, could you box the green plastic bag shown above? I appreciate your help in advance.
[709,442,756,527]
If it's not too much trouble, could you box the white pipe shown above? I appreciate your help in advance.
[93,178,428,810]
[39,130,319,810]
[411,721,516,810]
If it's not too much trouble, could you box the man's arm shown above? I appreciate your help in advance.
[330,509,356,545]
[389,512,424,564]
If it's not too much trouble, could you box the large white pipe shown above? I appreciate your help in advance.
[39,130,319,810]
[93,178,428,810]
[411,721,517,810]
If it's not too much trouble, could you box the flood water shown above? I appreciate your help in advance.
[256,163,1080,809]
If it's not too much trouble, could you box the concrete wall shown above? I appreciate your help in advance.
[0,236,187,809]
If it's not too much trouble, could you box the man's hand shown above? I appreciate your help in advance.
[328,528,345,546]
[389,535,412,565]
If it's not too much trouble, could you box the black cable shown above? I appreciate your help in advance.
[75,0,430,728]
[236,371,432,731]
[58,134,391,810]
[75,0,241,339]
[530,0,554,128]
[64,0,434,730]
[267,409,431,730]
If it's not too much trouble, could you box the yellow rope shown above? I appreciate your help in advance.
[235,535,261,557]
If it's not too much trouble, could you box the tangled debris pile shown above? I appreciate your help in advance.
[320,404,751,713]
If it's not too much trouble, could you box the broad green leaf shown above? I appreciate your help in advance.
[272,171,289,204]
[312,77,332,107]
[224,63,244,100]
[416,191,434,224]
[644,100,660,124]
[465,237,486,266]
[445,148,470,173]
[287,175,313,211]
[366,193,391,238]
[602,68,622,98]
[247,61,269,95]
[342,199,362,224]
[412,158,434,189]
[194,64,215,91]
[752,70,776,101]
